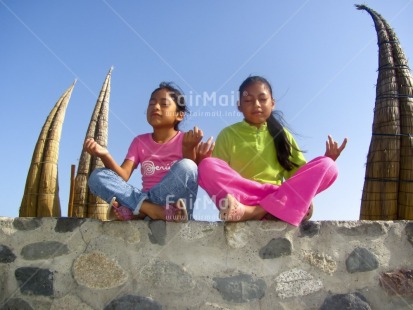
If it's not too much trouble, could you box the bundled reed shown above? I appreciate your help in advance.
[20,81,76,217]
[357,5,413,220]
[72,68,112,220]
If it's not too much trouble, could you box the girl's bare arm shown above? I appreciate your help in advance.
[83,138,134,181]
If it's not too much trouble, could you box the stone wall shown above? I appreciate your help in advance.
[0,217,412,309]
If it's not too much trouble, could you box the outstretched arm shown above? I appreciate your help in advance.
[324,135,348,161]
[83,138,134,181]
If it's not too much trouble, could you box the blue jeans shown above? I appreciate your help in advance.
[88,159,198,219]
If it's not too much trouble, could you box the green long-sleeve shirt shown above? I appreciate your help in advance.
[212,120,307,185]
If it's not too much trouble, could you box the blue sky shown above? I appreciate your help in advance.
[1,1,412,220]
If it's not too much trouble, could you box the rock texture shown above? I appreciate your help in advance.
[0,218,412,309]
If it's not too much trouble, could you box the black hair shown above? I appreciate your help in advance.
[150,82,188,130]
[238,75,301,171]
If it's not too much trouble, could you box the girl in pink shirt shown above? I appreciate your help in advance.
[85,82,204,222]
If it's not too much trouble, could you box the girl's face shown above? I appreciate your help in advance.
[146,88,184,129]
[238,82,274,128]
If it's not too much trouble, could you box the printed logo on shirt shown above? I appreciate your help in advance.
[142,160,177,176]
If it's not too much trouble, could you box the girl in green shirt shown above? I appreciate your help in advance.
[197,76,347,226]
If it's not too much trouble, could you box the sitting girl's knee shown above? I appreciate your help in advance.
[198,157,214,171]
[322,156,337,168]
[88,168,109,188]
[177,158,197,172]
[89,167,104,179]
[319,156,338,178]
[313,156,335,167]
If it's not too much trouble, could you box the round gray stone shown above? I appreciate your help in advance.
[259,238,292,259]
[21,241,69,260]
[346,247,379,273]
[104,295,162,310]
[319,292,371,310]
[213,273,267,303]
[15,267,53,296]
[0,245,16,263]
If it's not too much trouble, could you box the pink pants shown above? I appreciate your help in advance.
[198,156,338,226]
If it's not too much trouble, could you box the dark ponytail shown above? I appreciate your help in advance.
[267,112,300,171]
[239,76,301,171]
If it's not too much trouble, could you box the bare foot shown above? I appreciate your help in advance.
[219,194,246,221]
[165,199,188,223]
[113,206,134,221]
[110,197,134,221]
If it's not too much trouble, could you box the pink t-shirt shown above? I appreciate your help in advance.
[125,131,184,191]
